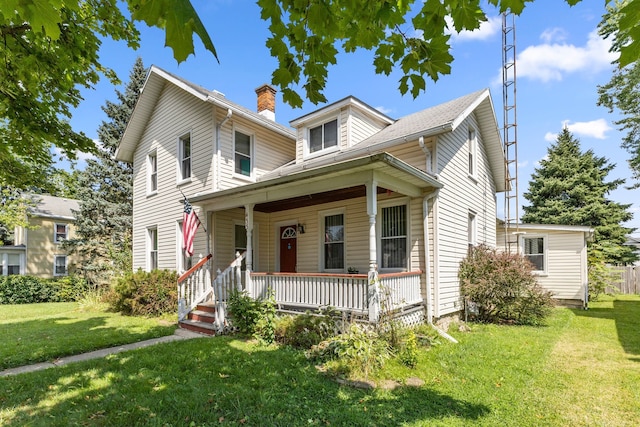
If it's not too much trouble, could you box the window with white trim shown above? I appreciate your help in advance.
[523,236,545,272]
[309,118,338,154]
[178,133,191,181]
[148,150,158,194]
[234,223,247,270]
[54,255,67,276]
[323,213,344,270]
[468,211,477,248]
[54,223,68,244]
[381,204,407,269]
[148,227,158,271]
[468,128,477,177]
[1,253,22,276]
[234,130,253,178]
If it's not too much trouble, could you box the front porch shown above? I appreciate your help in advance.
[177,253,425,334]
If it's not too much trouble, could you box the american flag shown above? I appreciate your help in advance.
[183,198,201,257]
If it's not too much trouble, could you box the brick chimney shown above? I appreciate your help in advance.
[255,84,276,121]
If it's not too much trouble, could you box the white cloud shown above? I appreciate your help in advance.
[517,29,617,82]
[545,119,612,142]
[539,27,568,44]
[448,16,501,43]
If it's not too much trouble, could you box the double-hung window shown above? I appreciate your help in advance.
[234,223,248,270]
[54,255,67,276]
[148,227,158,271]
[178,221,192,272]
[148,151,158,194]
[323,213,344,270]
[468,128,477,177]
[309,119,338,154]
[234,130,253,178]
[178,133,191,181]
[54,223,68,244]
[1,253,22,276]
[468,211,477,249]
[523,236,545,272]
[381,204,407,269]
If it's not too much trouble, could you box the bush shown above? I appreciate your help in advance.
[253,292,277,345]
[105,269,178,316]
[308,323,390,379]
[0,275,89,304]
[398,329,419,368]
[227,290,263,335]
[459,245,554,325]
[275,308,338,349]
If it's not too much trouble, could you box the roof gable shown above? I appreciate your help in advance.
[115,66,295,163]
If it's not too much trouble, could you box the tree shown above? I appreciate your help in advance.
[64,58,146,285]
[3,0,640,185]
[522,128,637,265]
[598,0,640,187]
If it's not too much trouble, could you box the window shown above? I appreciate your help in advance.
[178,133,191,181]
[468,128,477,176]
[234,223,248,270]
[309,119,338,153]
[54,223,68,243]
[234,130,252,177]
[381,205,407,269]
[148,227,158,271]
[523,237,545,272]
[1,253,22,276]
[323,213,344,270]
[148,151,158,193]
[54,255,67,276]
[468,211,477,248]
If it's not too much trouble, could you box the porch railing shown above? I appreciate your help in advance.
[379,271,423,310]
[177,254,213,321]
[249,273,369,314]
[211,252,246,330]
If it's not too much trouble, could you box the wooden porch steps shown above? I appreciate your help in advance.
[178,302,217,336]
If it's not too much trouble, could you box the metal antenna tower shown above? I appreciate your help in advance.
[502,12,519,253]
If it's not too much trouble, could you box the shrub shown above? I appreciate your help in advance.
[227,290,263,335]
[0,275,89,304]
[275,308,338,349]
[253,292,277,345]
[105,269,178,316]
[308,323,390,379]
[459,245,554,325]
[398,329,419,368]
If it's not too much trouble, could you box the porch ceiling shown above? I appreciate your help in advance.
[255,185,387,213]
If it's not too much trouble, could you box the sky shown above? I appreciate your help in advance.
[66,0,640,235]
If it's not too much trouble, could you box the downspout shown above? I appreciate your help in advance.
[423,190,458,343]
[215,108,232,191]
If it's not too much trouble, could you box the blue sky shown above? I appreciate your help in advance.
[66,0,639,234]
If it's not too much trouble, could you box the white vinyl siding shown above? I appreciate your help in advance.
[433,113,497,316]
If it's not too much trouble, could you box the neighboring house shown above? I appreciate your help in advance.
[118,65,586,332]
[624,236,640,265]
[497,223,594,308]
[0,195,80,278]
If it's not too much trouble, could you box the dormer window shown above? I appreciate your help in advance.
[309,119,338,153]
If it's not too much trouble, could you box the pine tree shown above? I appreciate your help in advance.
[66,58,147,285]
[522,128,636,265]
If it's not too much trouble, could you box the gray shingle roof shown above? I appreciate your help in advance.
[29,194,80,220]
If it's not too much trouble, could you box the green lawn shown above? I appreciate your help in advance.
[1,296,638,426]
[0,302,176,370]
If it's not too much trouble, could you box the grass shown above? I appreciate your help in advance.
[0,296,639,426]
[0,302,176,370]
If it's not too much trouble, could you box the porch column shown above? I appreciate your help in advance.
[366,180,380,323]
[244,204,254,296]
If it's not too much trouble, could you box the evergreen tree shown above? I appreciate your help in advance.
[522,128,637,265]
[66,58,147,285]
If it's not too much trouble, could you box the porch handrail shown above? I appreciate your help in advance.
[177,254,213,321]
[212,251,246,330]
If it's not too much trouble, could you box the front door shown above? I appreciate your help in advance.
[279,225,297,272]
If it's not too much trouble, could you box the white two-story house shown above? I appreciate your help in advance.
[117,66,589,333]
